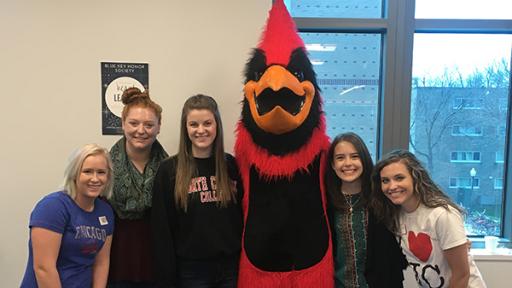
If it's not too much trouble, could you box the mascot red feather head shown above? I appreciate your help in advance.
[237,0,328,176]
[258,0,305,66]
[235,1,333,287]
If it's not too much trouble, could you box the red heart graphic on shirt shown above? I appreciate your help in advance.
[408,231,432,262]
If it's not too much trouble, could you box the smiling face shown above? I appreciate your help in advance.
[332,141,363,186]
[75,154,109,203]
[380,161,419,212]
[122,106,160,152]
[186,109,217,158]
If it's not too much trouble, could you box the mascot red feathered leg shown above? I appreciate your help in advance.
[235,1,333,287]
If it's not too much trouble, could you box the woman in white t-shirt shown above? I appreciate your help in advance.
[370,150,486,288]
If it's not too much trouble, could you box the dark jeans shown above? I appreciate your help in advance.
[107,281,156,288]
[177,255,239,288]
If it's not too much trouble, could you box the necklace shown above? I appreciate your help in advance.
[342,192,361,213]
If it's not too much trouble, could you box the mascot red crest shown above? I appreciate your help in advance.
[235,1,333,287]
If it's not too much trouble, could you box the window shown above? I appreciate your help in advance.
[499,98,508,112]
[408,9,511,237]
[287,0,383,19]
[497,125,506,136]
[450,151,481,163]
[449,177,480,189]
[301,32,381,158]
[496,151,505,163]
[452,97,483,110]
[415,0,512,19]
[495,178,504,189]
[451,125,483,136]
[289,0,512,238]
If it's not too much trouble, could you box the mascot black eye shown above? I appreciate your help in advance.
[254,71,264,81]
[293,71,304,82]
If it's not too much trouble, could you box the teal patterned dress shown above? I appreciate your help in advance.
[333,193,369,288]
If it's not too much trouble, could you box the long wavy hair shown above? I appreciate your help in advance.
[370,149,463,234]
[174,94,234,211]
[325,132,374,212]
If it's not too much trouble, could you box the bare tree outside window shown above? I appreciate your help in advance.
[410,58,510,236]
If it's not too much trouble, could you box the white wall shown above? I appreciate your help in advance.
[474,258,512,288]
[0,0,270,285]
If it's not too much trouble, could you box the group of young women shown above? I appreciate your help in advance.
[20,87,485,287]
[20,89,242,288]
[327,133,485,288]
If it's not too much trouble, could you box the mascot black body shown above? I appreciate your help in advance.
[235,1,333,287]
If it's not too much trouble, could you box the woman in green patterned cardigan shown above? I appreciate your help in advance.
[107,87,168,288]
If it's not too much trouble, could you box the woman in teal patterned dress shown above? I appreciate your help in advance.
[325,132,407,288]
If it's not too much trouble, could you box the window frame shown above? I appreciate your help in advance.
[291,0,512,239]
[451,125,483,137]
[449,176,480,189]
[450,151,482,163]
[453,97,484,110]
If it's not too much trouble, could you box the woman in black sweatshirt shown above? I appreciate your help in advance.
[151,94,243,288]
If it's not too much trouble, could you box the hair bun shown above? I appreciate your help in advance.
[121,87,149,105]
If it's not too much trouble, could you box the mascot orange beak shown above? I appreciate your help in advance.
[244,65,315,135]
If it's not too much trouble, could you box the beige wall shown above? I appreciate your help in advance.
[0,0,269,285]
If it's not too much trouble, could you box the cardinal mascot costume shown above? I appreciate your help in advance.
[235,1,333,287]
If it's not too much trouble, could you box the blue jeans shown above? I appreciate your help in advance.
[177,255,239,288]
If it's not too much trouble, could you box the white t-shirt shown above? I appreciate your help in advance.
[399,204,486,288]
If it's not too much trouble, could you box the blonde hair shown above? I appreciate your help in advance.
[62,144,113,199]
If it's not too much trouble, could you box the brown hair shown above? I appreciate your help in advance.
[121,87,162,123]
[174,94,235,211]
[371,149,463,234]
[325,132,373,212]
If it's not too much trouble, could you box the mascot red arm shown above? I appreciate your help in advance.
[235,1,333,287]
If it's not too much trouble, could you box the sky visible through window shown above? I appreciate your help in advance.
[415,0,512,19]
[413,2,512,82]
[413,34,511,82]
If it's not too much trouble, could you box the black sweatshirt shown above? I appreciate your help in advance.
[151,154,243,288]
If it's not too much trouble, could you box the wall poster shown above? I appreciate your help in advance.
[101,62,149,135]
